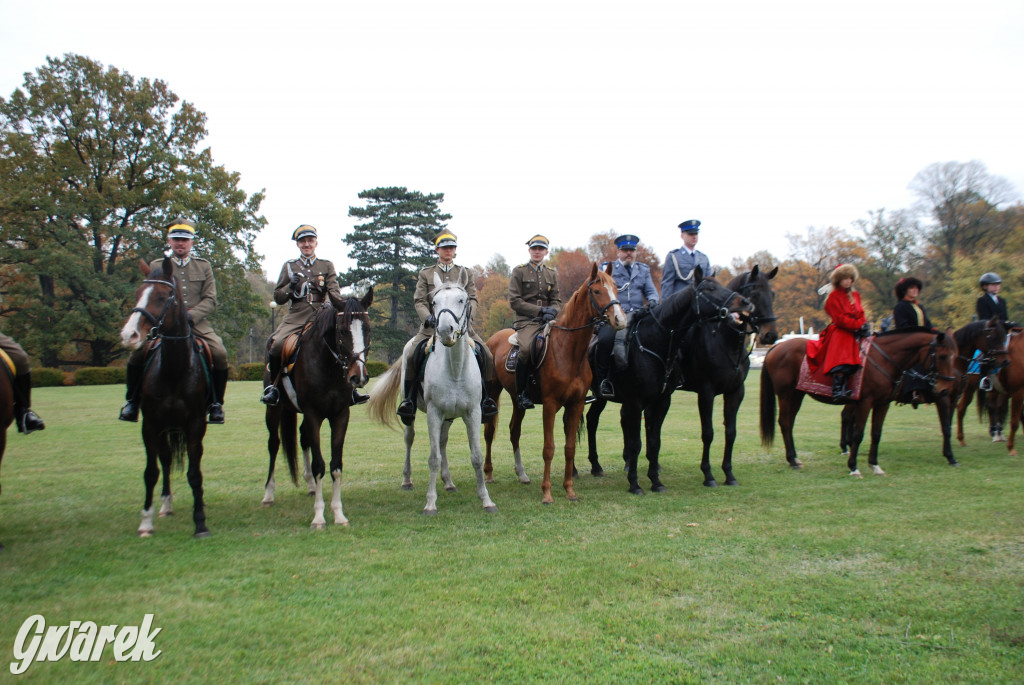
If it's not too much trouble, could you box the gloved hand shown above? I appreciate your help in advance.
[289,272,302,287]
[425,314,437,329]
[541,307,556,322]
[857,323,871,338]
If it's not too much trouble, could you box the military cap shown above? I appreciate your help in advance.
[292,225,317,241]
[678,219,701,233]
[166,219,196,240]
[615,234,640,249]
[526,234,550,248]
[434,231,458,248]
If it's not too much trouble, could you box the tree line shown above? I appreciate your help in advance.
[3,55,1021,370]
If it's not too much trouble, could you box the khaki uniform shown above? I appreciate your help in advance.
[509,262,562,363]
[0,333,31,375]
[129,256,227,369]
[269,257,345,356]
[405,262,492,376]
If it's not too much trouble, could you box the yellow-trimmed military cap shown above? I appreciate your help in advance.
[292,224,318,241]
[166,219,196,240]
[434,232,458,248]
[526,234,549,248]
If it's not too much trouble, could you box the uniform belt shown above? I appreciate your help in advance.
[309,293,325,303]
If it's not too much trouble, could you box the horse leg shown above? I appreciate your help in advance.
[301,431,315,496]
[846,403,873,477]
[777,391,806,469]
[328,411,351,526]
[262,405,281,506]
[466,411,498,513]
[697,390,717,487]
[620,403,643,495]
[402,423,415,490]
[138,423,162,537]
[561,401,583,501]
[423,408,442,515]
[186,424,209,538]
[644,395,671,492]
[508,406,530,485]
[1007,391,1023,457]
[306,418,328,529]
[440,418,456,492]
[864,403,890,476]
[540,403,557,504]
[956,383,975,446]
[840,405,852,456]
[720,386,743,486]
[585,399,607,477]
[484,404,497,483]
[159,465,174,517]
[936,396,958,466]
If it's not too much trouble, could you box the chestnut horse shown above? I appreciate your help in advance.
[952,318,1009,445]
[0,369,13,551]
[120,257,210,538]
[760,329,959,476]
[987,329,1024,456]
[484,262,626,504]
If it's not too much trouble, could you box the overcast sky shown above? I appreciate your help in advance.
[2,0,1022,278]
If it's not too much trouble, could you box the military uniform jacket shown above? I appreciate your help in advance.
[601,260,659,312]
[976,294,1009,323]
[509,262,562,324]
[273,257,345,330]
[414,262,479,336]
[151,257,218,338]
[660,248,711,300]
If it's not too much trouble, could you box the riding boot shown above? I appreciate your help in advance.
[13,373,45,434]
[473,342,499,419]
[261,354,281,406]
[831,373,851,401]
[351,388,369,405]
[397,341,427,425]
[515,362,535,410]
[208,368,228,424]
[594,343,615,399]
[119,364,143,422]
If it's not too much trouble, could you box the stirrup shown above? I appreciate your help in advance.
[481,397,498,419]
[598,379,615,399]
[397,399,416,426]
[518,393,534,410]
[207,403,225,424]
[118,401,140,423]
[261,385,280,406]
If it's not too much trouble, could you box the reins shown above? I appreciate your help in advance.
[133,277,193,342]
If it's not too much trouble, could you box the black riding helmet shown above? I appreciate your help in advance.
[979,272,1002,287]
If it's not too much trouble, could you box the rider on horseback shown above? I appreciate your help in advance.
[806,264,868,401]
[508,235,563,409]
[120,219,229,424]
[395,232,499,425]
[261,225,367,407]
[0,334,45,434]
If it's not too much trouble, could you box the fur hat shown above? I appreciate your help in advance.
[894,277,923,301]
[829,263,859,288]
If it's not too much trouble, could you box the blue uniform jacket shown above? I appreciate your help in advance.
[600,260,659,312]
[660,247,711,300]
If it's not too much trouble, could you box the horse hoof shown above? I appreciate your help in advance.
[704,480,718,488]
[948,460,961,467]
[158,512,173,518]
[444,484,457,493]
[591,468,605,477]
[484,506,498,513]
[871,466,886,476]
[519,477,531,485]
[194,530,211,539]
[422,509,438,516]
[788,462,802,470]
[137,530,153,538]
[650,484,666,493]
[261,500,274,507]
[401,483,414,491]
[849,470,863,478]
[958,440,966,447]
[567,495,579,502]
[311,522,326,530]
[629,487,644,496]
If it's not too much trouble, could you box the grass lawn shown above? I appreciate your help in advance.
[0,374,1022,683]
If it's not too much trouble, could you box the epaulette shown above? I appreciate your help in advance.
[191,256,210,263]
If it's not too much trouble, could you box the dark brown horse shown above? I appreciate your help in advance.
[760,329,959,476]
[0,368,13,551]
[952,318,1009,445]
[261,290,373,528]
[120,257,210,537]
[484,263,626,504]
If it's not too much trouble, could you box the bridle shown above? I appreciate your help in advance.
[322,307,369,374]
[733,277,776,337]
[547,275,621,332]
[867,335,957,394]
[431,287,471,342]
[132,277,192,342]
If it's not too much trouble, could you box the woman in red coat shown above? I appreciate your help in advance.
[808,264,867,399]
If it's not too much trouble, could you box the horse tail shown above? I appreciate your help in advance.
[165,429,188,470]
[280,409,299,485]
[759,366,776,447]
[366,358,403,429]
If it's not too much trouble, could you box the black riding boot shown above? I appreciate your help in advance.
[351,388,369,405]
[515,362,535,410]
[119,364,143,422]
[261,354,281,406]
[473,343,499,419]
[832,373,851,401]
[13,373,44,434]
[397,342,427,425]
[208,368,228,423]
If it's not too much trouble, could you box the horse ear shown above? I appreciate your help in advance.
[750,265,760,280]
[603,261,612,276]
[693,265,704,283]
[361,286,374,309]
[433,272,444,290]
[162,256,174,278]
[591,262,600,279]
[768,266,779,280]
[140,258,151,276]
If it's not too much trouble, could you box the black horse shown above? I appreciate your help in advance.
[120,257,210,538]
[262,290,373,528]
[585,267,753,494]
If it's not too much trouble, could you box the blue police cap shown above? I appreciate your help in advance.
[615,234,640,249]
[678,219,701,233]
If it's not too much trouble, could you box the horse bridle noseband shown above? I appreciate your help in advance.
[867,336,956,393]
[431,288,471,341]
[545,276,621,333]
[132,277,192,342]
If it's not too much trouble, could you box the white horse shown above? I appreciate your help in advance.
[368,274,497,515]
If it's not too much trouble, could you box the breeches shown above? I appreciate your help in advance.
[0,334,31,375]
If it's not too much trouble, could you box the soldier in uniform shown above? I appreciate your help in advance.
[592,234,659,398]
[0,334,45,434]
[119,219,229,424]
[261,225,366,406]
[508,234,562,409]
[395,231,498,424]
[661,219,711,300]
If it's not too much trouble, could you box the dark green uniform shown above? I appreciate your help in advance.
[509,262,562,363]
[269,257,345,356]
[0,333,45,434]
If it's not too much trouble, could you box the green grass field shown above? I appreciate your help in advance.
[1,375,1022,683]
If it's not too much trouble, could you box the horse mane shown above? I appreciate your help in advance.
[953,320,990,348]
[875,326,934,339]
[726,271,752,291]
[560,273,598,324]
[652,285,696,325]
[309,303,338,343]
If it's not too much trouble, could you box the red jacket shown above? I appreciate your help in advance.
[807,288,866,373]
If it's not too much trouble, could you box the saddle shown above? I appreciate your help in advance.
[795,337,872,402]
[0,349,15,378]
[142,336,214,370]
[504,323,552,372]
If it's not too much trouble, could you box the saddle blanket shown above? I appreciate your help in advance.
[795,337,871,401]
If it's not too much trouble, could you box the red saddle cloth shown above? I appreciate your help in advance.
[795,336,874,401]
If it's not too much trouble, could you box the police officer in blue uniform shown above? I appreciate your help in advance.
[661,219,711,300]
[592,234,659,398]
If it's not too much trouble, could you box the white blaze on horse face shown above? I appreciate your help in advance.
[604,282,627,330]
[349,319,368,387]
[120,285,153,348]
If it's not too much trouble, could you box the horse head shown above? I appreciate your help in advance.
[692,266,753,322]
[926,328,959,399]
[338,287,374,389]
[431,273,472,348]
[590,262,627,331]
[730,265,779,345]
[120,257,182,349]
